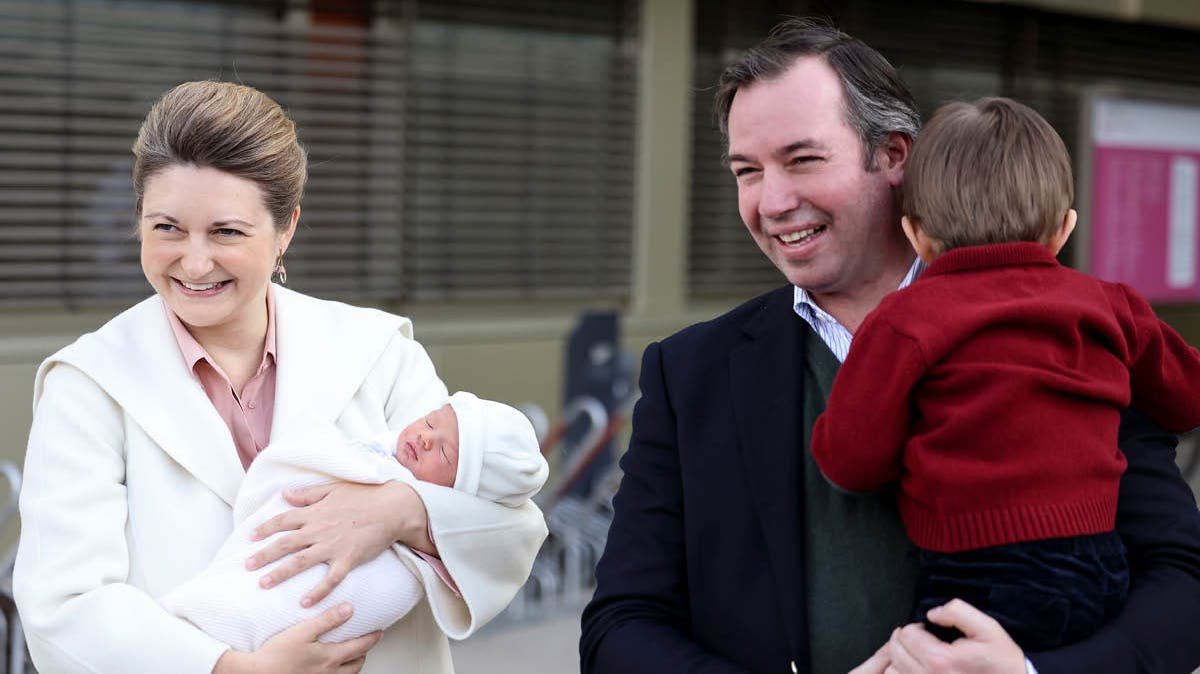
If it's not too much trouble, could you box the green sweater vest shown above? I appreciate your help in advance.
[800,326,917,674]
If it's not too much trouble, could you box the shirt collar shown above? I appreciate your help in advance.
[165,285,278,376]
[793,256,925,323]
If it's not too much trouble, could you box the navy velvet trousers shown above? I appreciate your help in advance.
[912,531,1129,651]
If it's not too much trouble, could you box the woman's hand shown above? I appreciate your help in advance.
[213,603,381,674]
[247,480,433,606]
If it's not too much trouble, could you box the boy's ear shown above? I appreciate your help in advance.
[901,215,940,265]
[1046,208,1077,256]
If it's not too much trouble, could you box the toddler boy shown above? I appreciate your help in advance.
[811,97,1200,650]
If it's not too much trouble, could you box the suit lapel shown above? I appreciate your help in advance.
[730,287,804,658]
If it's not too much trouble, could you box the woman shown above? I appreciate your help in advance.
[13,81,546,674]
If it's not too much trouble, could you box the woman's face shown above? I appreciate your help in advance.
[139,165,296,342]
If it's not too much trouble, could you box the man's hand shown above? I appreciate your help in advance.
[246,480,431,606]
[212,603,382,674]
[882,599,1026,674]
[850,644,892,674]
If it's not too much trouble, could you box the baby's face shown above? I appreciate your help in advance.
[396,403,460,486]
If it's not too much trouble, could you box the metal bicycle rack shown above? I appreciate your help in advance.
[497,392,637,625]
[0,462,29,674]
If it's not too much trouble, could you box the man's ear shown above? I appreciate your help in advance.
[901,215,940,265]
[1046,208,1077,256]
[874,132,912,188]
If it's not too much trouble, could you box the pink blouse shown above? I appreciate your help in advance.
[166,289,277,471]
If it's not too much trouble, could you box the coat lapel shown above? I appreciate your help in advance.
[271,286,342,433]
[39,295,247,506]
[269,286,411,437]
[39,288,413,508]
[729,287,805,658]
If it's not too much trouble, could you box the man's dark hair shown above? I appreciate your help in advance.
[715,17,921,169]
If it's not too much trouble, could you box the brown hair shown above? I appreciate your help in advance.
[714,17,920,169]
[131,80,307,230]
[902,97,1072,250]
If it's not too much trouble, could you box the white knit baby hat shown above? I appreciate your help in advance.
[448,391,549,506]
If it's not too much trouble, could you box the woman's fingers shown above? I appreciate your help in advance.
[252,482,408,601]
[293,602,355,641]
[259,546,322,588]
[331,632,383,667]
[302,560,351,607]
[284,482,335,507]
[247,528,312,571]
[249,604,386,674]
[252,506,305,542]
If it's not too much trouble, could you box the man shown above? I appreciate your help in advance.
[580,18,1200,674]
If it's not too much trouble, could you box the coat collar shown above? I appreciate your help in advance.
[729,286,805,658]
[36,293,245,506]
[35,286,409,507]
[269,286,406,434]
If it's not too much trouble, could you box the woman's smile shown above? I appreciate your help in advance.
[139,164,293,350]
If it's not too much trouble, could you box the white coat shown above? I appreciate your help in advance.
[14,286,548,674]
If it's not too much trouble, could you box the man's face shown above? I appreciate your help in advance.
[726,56,909,303]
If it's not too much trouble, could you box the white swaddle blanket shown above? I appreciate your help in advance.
[161,425,426,652]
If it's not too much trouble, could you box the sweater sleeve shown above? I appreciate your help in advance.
[14,363,230,674]
[810,315,927,493]
[1113,283,1200,433]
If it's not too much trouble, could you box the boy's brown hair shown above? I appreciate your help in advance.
[902,97,1072,250]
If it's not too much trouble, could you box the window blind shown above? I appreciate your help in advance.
[0,0,637,308]
[686,0,1200,297]
[402,0,637,301]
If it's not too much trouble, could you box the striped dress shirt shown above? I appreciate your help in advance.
[792,257,924,362]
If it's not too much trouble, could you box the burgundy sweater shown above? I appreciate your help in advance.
[811,242,1200,553]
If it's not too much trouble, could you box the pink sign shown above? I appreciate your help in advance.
[1088,97,1200,302]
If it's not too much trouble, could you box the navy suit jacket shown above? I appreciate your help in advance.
[581,285,1200,674]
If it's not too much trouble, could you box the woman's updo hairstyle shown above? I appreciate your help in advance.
[132,80,307,231]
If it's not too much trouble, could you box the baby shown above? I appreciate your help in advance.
[161,391,548,651]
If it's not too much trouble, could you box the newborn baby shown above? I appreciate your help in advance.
[161,391,548,651]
